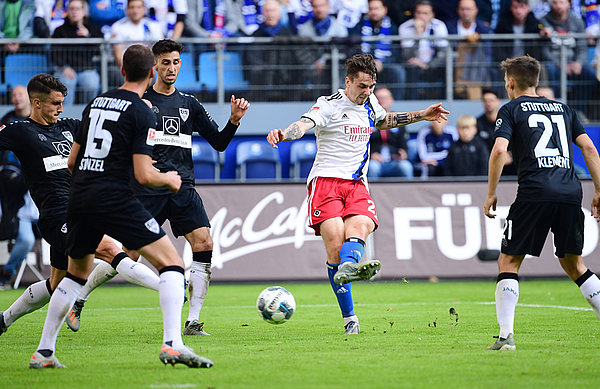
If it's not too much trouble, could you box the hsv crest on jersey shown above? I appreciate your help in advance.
[144,218,160,234]
[179,108,189,121]
[62,131,73,143]
[163,116,180,135]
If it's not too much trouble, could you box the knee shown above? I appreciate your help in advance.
[191,237,213,252]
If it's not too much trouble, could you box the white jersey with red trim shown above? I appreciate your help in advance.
[301,89,386,185]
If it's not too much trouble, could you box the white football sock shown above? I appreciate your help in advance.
[159,270,185,347]
[37,277,83,352]
[3,280,51,327]
[579,274,600,319]
[495,278,519,339]
[186,262,211,323]
[77,261,117,302]
[116,257,159,291]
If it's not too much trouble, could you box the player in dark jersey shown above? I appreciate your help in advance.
[0,74,160,339]
[29,46,213,369]
[484,55,600,350]
[66,39,249,336]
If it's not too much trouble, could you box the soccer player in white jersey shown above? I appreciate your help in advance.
[267,53,449,334]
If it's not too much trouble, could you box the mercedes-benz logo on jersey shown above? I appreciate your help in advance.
[38,134,47,142]
[52,141,72,157]
[162,116,180,135]
[62,131,73,143]
[179,108,189,121]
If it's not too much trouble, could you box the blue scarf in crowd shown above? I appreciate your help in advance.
[242,0,259,29]
[260,22,282,36]
[361,16,392,61]
[313,16,331,36]
[202,0,214,30]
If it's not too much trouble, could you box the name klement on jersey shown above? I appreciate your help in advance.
[537,155,570,169]
[520,102,564,112]
[90,97,133,111]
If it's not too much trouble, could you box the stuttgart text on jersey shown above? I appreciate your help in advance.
[79,96,133,172]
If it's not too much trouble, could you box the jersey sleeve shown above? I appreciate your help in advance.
[301,97,332,127]
[192,97,219,137]
[0,123,16,151]
[571,107,587,140]
[493,104,514,141]
[369,94,387,124]
[132,104,157,156]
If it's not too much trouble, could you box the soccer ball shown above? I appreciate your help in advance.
[256,286,296,324]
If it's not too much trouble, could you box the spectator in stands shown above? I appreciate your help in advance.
[385,0,417,27]
[89,0,126,38]
[368,87,414,180]
[0,0,35,55]
[184,0,221,38]
[330,0,368,30]
[34,0,68,37]
[446,0,492,100]
[494,0,544,64]
[111,0,163,68]
[398,0,449,99]
[286,0,312,33]
[145,0,188,39]
[245,0,298,100]
[476,89,500,150]
[0,89,38,289]
[475,0,511,30]
[431,0,459,23]
[0,86,31,124]
[218,0,264,37]
[416,118,458,177]
[536,84,555,99]
[51,0,103,105]
[350,0,406,99]
[444,114,489,176]
[297,0,348,94]
[540,0,598,117]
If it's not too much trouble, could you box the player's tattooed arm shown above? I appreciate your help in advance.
[267,117,315,148]
[377,112,421,129]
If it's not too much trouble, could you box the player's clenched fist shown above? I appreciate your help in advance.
[267,129,285,148]
[164,170,182,193]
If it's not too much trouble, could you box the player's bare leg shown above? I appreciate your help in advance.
[321,218,361,334]
[0,266,66,336]
[138,235,212,368]
[559,254,600,319]
[488,253,523,350]
[31,254,95,368]
[65,236,160,332]
[183,227,212,336]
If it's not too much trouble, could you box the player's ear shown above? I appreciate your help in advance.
[120,66,126,77]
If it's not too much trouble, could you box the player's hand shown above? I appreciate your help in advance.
[267,129,285,148]
[484,194,498,219]
[230,94,250,125]
[422,103,449,123]
[591,191,600,221]
[164,171,181,193]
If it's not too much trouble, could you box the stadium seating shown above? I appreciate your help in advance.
[289,140,317,179]
[2,54,49,92]
[174,52,201,93]
[192,139,220,181]
[236,141,281,181]
[198,51,249,92]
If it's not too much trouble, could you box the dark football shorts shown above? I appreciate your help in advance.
[66,196,166,259]
[136,184,211,237]
[37,213,68,271]
[501,201,584,258]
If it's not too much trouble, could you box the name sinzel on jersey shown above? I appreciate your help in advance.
[520,102,564,112]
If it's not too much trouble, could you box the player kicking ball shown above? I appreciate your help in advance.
[484,55,600,350]
[267,53,449,334]
[29,45,212,368]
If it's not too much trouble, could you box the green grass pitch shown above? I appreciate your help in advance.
[0,279,598,388]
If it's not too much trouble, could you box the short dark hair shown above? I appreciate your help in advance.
[152,39,184,57]
[481,89,498,98]
[501,55,540,90]
[415,0,434,10]
[346,53,377,81]
[27,73,68,101]
[513,0,529,5]
[122,44,155,82]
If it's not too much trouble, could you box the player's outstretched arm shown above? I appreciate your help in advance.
[575,133,600,221]
[377,103,450,130]
[68,142,81,174]
[267,117,315,149]
[133,154,181,193]
[229,94,250,125]
[484,137,509,219]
